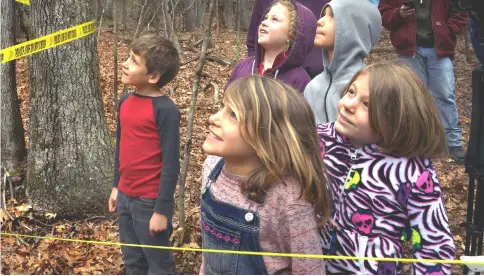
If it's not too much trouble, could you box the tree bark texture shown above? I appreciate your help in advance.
[195,0,205,28]
[1,0,27,172]
[113,0,118,111]
[163,0,182,55]
[102,0,113,20]
[184,0,198,31]
[224,0,234,31]
[26,0,114,215]
[133,0,148,40]
[239,0,250,31]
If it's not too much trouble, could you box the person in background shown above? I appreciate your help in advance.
[246,0,328,78]
[379,0,468,164]
[471,18,484,63]
[226,0,317,93]
[304,0,382,125]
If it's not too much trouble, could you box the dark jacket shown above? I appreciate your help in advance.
[227,1,317,93]
[246,0,329,78]
[471,18,484,63]
[379,0,468,58]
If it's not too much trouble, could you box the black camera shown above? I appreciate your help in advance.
[403,0,415,9]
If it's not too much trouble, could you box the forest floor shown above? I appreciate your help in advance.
[0,28,480,274]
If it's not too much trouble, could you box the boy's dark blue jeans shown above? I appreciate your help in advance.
[117,190,174,275]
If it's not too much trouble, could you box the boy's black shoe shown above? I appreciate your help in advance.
[449,146,466,164]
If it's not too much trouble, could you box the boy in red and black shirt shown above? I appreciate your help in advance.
[108,34,180,274]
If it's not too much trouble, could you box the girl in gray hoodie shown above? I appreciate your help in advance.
[304,0,382,124]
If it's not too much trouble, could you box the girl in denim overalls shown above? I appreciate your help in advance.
[199,75,332,274]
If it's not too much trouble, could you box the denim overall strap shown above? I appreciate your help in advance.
[208,158,225,183]
[201,158,269,275]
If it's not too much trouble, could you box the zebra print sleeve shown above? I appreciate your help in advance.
[405,162,456,274]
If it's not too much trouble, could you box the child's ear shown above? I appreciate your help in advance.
[148,71,162,85]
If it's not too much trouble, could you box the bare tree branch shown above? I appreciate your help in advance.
[133,0,149,40]
[177,0,217,244]
[162,0,182,55]
[129,0,144,8]
[206,55,235,66]
[182,0,196,14]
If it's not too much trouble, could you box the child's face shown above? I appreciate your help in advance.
[121,51,156,88]
[335,73,381,147]
[203,102,257,162]
[314,6,335,50]
[257,3,291,51]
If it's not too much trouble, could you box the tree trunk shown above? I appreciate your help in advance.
[184,0,198,31]
[121,0,127,30]
[26,0,114,215]
[216,0,220,35]
[1,0,27,173]
[224,0,234,31]
[195,0,205,28]
[239,0,250,31]
[113,0,118,111]
[102,0,113,20]
[163,0,182,55]
[133,0,148,40]
[16,3,33,41]
[95,0,102,22]
[177,0,216,243]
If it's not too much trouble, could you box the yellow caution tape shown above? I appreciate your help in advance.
[1,232,483,266]
[0,21,96,64]
[15,0,30,5]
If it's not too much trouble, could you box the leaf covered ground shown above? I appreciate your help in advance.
[1,29,480,274]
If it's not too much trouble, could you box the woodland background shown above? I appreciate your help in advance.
[0,0,480,274]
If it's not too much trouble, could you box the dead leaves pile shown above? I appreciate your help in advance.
[2,29,480,274]
[1,199,123,274]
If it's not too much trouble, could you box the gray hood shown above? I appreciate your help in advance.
[304,0,382,125]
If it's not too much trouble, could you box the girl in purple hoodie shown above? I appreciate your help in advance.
[225,0,317,94]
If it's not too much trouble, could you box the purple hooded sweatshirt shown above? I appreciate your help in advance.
[226,1,317,93]
[246,0,329,79]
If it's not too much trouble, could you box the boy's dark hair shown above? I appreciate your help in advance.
[130,34,180,88]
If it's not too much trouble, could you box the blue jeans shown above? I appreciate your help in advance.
[200,158,268,275]
[399,47,462,147]
[117,190,174,274]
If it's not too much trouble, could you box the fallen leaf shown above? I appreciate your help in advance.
[15,204,32,212]
[44,213,57,219]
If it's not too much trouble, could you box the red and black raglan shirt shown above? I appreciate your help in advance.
[113,92,180,219]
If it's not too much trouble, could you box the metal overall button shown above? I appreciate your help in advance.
[245,212,254,222]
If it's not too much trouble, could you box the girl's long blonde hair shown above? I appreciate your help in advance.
[225,75,332,224]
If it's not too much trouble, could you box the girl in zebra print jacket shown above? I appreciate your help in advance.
[318,63,456,274]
